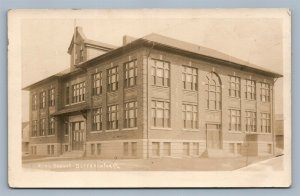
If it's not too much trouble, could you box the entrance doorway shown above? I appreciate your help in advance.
[71,121,85,151]
[206,124,221,149]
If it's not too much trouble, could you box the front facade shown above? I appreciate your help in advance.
[24,27,282,159]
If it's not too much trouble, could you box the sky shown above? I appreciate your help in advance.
[21,10,284,122]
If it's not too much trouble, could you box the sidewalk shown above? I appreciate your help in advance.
[23,156,274,171]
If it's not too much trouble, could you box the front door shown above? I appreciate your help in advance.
[71,121,85,151]
[206,124,221,149]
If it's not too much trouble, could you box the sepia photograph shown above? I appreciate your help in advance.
[8,9,291,187]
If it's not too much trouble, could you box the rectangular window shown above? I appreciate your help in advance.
[92,72,103,95]
[91,144,95,155]
[152,142,160,156]
[228,109,241,132]
[183,142,190,156]
[107,104,119,130]
[163,142,171,156]
[182,66,198,91]
[124,101,138,128]
[107,66,119,92]
[49,88,55,106]
[131,142,137,156]
[245,79,256,100]
[151,100,170,128]
[31,120,38,137]
[151,59,170,87]
[193,142,199,156]
[39,118,46,136]
[246,111,257,132]
[32,94,37,110]
[66,86,70,105]
[229,143,235,153]
[229,76,241,98]
[47,145,51,155]
[237,143,242,154]
[51,145,54,155]
[261,113,271,133]
[39,91,46,109]
[123,142,129,156]
[97,143,101,155]
[182,104,198,129]
[124,60,137,88]
[64,122,69,135]
[72,82,86,103]
[48,117,55,135]
[93,108,103,131]
[261,83,270,102]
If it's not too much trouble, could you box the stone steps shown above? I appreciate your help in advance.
[60,151,84,158]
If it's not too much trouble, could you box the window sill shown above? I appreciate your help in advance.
[106,129,119,132]
[30,136,47,138]
[151,127,172,131]
[151,85,170,89]
[92,94,103,97]
[182,129,199,132]
[245,99,256,102]
[90,130,103,133]
[183,89,198,93]
[122,127,138,131]
[205,109,222,112]
[228,96,241,99]
[66,101,86,106]
[260,101,271,103]
[228,131,243,134]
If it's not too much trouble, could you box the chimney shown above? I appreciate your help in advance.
[123,35,137,46]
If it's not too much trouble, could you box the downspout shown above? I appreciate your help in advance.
[146,41,155,159]
[272,78,278,156]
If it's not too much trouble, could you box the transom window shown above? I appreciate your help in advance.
[49,88,55,107]
[66,86,70,105]
[228,109,241,132]
[93,108,103,131]
[245,79,256,100]
[40,91,46,109]
[205,72,221,110]
[124,60,138,88]
[152,142,160,156]
[228,76,240,98]
[107,66,119,92]
[107,104,119,130]
[72,82,86,103]
[182,104,198,129]
[31,120,38,137]
[123,142,129,156]
[246,111,257,132]
[124,101,138,128]
[92,72,103,95]
[163,142,171,156]
[48,117,55,135]
[261,83,270,102]
[32,94,37,110]
[182,66,198,91]
[261,113,271,133]
[151,59,170,87]
[40,118,46,136]
[151,100,170,128]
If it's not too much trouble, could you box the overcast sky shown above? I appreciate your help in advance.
[21,10,284,122]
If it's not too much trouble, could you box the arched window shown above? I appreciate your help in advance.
[205,72,221,110]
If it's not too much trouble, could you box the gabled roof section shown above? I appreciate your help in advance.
[140,33,283,77]
[22,67,81,90]
[67,27,117,54]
